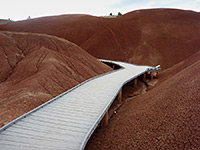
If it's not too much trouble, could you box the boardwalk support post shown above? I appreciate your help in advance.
[156,72,159,78]
[143,73,146,81]
[133,78,137,88]
[117,88,122,103]
[101,111,109,127]
[113,64,115,69]
[150,72,154,80]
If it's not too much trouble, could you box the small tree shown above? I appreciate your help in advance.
[110,13,113,16]
[27,16,31,20]
[118,12,122,16]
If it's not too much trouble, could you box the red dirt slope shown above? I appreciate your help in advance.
[0,31,112,127]
[0,14,109,46]
[0,19,11,25]
[1,9,200,70]
[82,9,200,70]
[86,50,200,150]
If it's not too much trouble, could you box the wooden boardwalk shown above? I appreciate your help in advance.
[0,60,160,150]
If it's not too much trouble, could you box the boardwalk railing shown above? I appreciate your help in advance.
[0,62,123,133]
[0,60,160,150]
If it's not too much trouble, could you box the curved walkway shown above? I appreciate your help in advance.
[0,60,160,150]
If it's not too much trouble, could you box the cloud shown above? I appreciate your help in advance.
[1,0,123,20]
[109,0,200,15]
[1,0,200,20]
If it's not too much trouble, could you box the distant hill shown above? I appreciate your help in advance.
[81,9,200,69]
[0,14,109,46]
[0,19,11,25]
[1,9,200,70]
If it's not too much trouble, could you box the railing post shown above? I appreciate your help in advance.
[101,111,109,127]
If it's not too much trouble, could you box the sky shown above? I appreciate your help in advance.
[1,0,200,21]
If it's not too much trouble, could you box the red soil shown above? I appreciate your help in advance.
[0,14,109,46]
[1,9,200,70]
[0,8,200,149]
[82,9,200,70]
[0,31,112,127]
[0,19,10,25]
[86,50,200,150]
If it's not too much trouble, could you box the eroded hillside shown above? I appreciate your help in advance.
[0,31,112,127]
[1,9,200,70]
[86,49,200,150]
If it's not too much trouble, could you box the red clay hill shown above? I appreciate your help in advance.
[0,19,10,25]
[1,9,200,70]
[0,14,110,46]
[86,50,200,150]
[0,31,112,127]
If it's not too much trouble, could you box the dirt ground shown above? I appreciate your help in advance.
[86,55,200,150]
